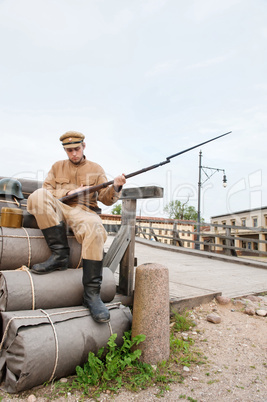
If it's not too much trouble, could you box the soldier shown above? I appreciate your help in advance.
[27,131,126,323]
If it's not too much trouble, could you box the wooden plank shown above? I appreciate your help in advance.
[103,226,130,269]
[170,292,222,314]
[120,186,163,200]
[113,292,223,313]
[106,232,131,273]
[118,199,137,296]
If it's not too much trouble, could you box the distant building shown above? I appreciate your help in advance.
[211,206,267,228]
[207,206,267,255]
[100,214,195,249]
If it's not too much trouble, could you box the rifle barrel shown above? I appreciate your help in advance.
[124,160,170,180]
[166,131,231,160]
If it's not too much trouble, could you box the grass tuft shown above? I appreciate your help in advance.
[54,310,205,400]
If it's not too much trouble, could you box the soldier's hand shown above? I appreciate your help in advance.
[114,174,126,191]
[67,184,89,196]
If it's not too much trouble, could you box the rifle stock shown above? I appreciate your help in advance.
[60,180,114,203]
[59,131,231,204]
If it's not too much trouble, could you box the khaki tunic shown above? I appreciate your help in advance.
[43,157,121,211]
[27,157,122,261]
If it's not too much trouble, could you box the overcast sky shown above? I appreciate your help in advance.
[1,0,267,221]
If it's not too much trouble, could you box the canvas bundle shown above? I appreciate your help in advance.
[0,268,116,312]
[0,304,132,393]
[0,227,82,270]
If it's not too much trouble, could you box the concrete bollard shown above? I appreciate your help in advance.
[131,263,170,364]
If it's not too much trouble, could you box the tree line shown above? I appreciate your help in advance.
[111,200,201,221]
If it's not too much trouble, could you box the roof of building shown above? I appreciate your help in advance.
[100,213,196,225]
[211,206,267,219]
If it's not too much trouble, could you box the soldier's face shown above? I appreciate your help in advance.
[65,143,85,164]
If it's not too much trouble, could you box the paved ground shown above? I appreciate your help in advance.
[105,236,267,305]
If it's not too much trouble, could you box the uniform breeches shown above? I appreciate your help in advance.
[27,188,107,261]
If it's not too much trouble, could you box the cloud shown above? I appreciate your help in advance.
[0,0,267,219]
[187,0,243,22]
[187,52,235,70]
[0,0,136,51]
[139,0,168,15]
[145,59,181,77]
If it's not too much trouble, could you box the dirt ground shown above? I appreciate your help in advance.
[0,295,266,402]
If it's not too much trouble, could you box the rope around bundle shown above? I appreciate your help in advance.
[0,228,82,269]
[16,265,35,309]
[0,304,119,383]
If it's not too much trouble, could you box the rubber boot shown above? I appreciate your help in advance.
[82,259,110,323]
[31,221,70,274]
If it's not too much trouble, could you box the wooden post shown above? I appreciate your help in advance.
[104,186,164,296]
[172,222,183,246]
[225,227,232,256]
[118,199,137,296]
[173,222,177,246]
[149,221,152,240]
[259,233,266,254]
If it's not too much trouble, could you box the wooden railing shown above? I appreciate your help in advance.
[198,222,267,257]
[104,218,267,258]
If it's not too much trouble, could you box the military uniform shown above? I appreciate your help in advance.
[27,131,125,323]
[28,157,121,260]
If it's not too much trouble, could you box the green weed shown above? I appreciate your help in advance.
[67,331,153,397]
[171,310,195,332]
[207,379,219,384]
[55,311,203,399]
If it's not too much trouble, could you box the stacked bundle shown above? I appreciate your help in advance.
[0,226,83,270]
[0,303,132,393]
[0,178,132,393]
[0,268,132,393]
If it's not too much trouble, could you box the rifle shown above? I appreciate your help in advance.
[60,131,231,204]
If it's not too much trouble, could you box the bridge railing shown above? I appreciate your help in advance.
[136,220,267,257]
[105,218,267,258]
[199,221,267,257]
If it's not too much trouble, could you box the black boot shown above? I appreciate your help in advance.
[31,222,70,274]
[82,259,110,323]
